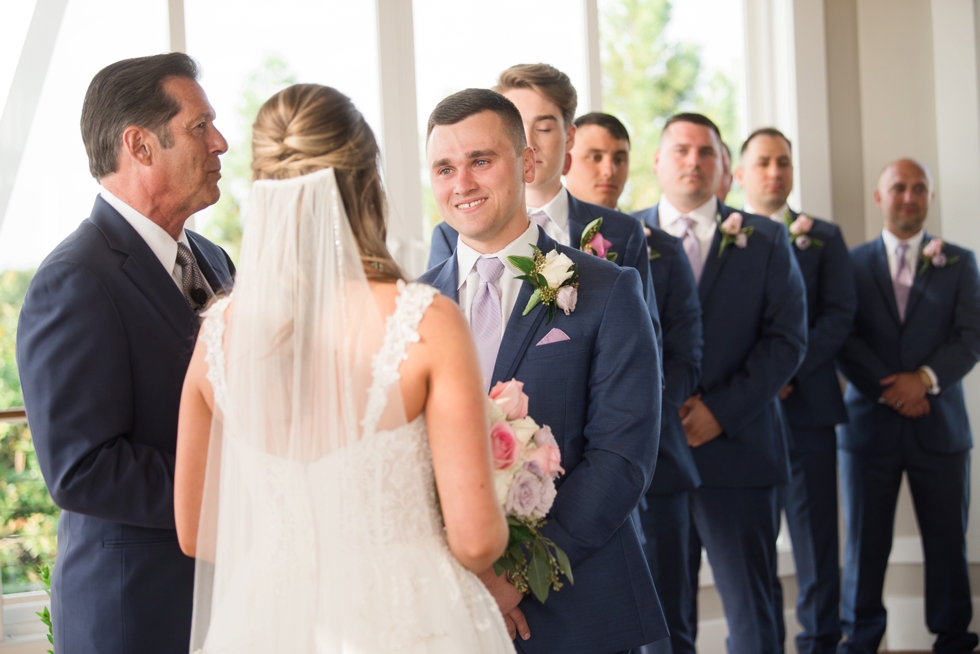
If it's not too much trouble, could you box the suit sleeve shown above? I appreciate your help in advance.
[16,262,178,529]
[923,250,980,388]
[426,222,456,270]
[540,268,662,567]
[661,241,702,409]
[701,234,808,436]
[796,226,856,376]
[622,218,663,352]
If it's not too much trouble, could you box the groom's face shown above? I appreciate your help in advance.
[427,110,535,250]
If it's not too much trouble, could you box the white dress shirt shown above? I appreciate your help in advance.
[744,202,790,224]
[527,186,571,246]
[457,220,539,330]
[657,196,718,267]
[100,188,190,290]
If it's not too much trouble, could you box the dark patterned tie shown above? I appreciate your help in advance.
[176,242,215,311]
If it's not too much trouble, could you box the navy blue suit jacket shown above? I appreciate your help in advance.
[633,209,703,495]
[419,228,667,653]
[427,191,663,350]
[16,197,235,654]
[637,202,807,487]
[777,210,856,433]
[837,234,980,455]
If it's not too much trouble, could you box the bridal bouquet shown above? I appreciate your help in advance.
[488,379,573,603]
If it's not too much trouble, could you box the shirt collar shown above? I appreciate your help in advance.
[527,186,570,231]
[744,202,790,223]
[456,220,539,290]
[100,187,189,273]
[881,227,924,255]
[658,195,718,229]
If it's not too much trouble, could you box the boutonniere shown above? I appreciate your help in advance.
[785,211,824,250]
[919,238,959,274]
[580,218,618,262]
[717,212,754,258]
[508,246,580,323]
[643,225,661,260]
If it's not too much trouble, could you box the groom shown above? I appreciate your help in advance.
[420,88,667,653]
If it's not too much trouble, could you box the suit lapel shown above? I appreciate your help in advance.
[697,201,729,303]
[89,197,197,339]
[644,206,661,229]
[565,193,587,249]
[905,234,935,320]
[187,231,231,294]
[430,256,460,303]
[491,229,554,384]
[870,237,902,327]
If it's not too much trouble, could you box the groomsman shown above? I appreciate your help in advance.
[736,127,857,654]
[564,112,631,210]
[420,88,667,653]
[836,159,980,653]
[426,65,659,342]
[635,113,807,653]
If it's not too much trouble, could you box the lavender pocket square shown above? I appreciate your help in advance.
[536,328,570,346]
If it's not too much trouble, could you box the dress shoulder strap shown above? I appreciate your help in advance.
[201,295,233,413]
[360,281,438,435]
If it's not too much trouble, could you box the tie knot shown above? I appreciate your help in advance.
[679,215,697,231]
[530,211,550,228]
[475,257,505,284]
[897,243,910,257]
[176,242,196,267]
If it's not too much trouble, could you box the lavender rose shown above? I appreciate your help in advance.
[933,253,947,267]
[505,470,544,518]
[735,233,748,249]
[795,235,811,250]
[556,286,578,315]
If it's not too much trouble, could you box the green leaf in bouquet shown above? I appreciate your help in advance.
[492,561,505,576]
[508,542,527,565]
[535,273,549,288]
[522,289,542,316]
[528,548,552,603]
[555,546,574,585]
[507,255,536,275]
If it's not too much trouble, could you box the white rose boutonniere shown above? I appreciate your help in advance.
[508,246,580,323]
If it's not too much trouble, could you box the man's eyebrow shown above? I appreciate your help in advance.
[533,115,559,124]
[431,158,451,169]
[467,149,498,159]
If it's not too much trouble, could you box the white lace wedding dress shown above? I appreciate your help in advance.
[193,282,515,653]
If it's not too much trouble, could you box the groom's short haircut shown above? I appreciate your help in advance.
[427,88,527,154]
[494,63,578,128]
[81,52,200,180]
[660,112,723,146]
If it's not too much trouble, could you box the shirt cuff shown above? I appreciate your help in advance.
[920,366,941,395]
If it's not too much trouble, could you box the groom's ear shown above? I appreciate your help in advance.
[120,126,154,167]
[522,146,535,183]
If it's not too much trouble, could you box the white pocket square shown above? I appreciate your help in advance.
[536,328,570,346]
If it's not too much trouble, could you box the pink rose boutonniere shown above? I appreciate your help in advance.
[919,238,959,274]
[643,225,661,260]
[717,212,754,257]
[784,211,824,250]
[580,217,619,262]
[487,379,572,603]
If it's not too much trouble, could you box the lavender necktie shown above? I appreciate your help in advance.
[471,257,505,386]
[679,216,703,284]
[176,242,216,312]
[530,210,551,231]
[893,243,913,322]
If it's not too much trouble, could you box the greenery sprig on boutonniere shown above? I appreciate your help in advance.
[717,212,754,258]
[919,238,959,274]
[580,217,618,262]
[784,210,824,250]
[508,246,580,324]
[642,225,661,260]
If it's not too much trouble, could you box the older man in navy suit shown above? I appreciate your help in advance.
[426,65,660,347]
[836,159,980,653]
[736,127,857,654]
[420,88,666,653]
[16,54,234,654]
[634,114,807,654]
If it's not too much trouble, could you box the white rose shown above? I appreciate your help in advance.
[540,251,576,288]
[487,397,507,425]
[510,416,540,445]
[494,466,519,505]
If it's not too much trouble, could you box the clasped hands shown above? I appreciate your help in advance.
[680,394,723,447]
[479,568,530,641]
[879,371,931,419]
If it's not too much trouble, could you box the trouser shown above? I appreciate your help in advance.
[839,423,978,654]
[772,426,842,654]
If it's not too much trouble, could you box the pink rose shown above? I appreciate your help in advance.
[789,214,813,236]
[556,286,578,315]
[489,379,529,420]
[923,238,943,258]
[490,420,520,470]
[588,232,614,259]
[721,212,743,235]
[735,233,748,249]
[526,442,563,477]
[933,253,948,267]
[795,235,811,250]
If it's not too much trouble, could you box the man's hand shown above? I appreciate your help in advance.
[680,395,724,447]
[896,396,931,419]
[880,372,928,415]
[779,384,794,400]
[478,568,529,641]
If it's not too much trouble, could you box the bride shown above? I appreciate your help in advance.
[173,84,515,652]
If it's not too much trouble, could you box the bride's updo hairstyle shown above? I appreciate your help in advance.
[251,83,403,281]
